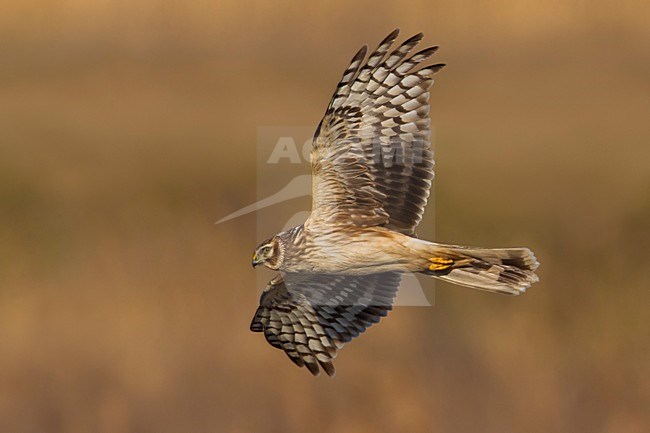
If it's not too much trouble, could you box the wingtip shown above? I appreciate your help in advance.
[386,28,400,40]
[305,361,321,376]
[375,29,401,49]
[354,44,369,61]
[319,359,336,377]
[405,32,425,44]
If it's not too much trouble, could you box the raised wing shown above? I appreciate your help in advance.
[309,29,445,235]
[250,272,402,376]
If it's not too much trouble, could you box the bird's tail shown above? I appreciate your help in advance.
[419,243,540,295]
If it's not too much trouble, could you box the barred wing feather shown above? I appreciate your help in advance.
[310,29,445,235]
[250,272,402,376]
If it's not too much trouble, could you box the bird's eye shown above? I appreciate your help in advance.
[262,246,271,254]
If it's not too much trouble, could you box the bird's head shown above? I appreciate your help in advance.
[252,236,284,270]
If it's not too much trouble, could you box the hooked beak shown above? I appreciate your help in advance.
[252,253,259,268]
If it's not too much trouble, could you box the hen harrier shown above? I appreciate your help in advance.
[250,30,539,376]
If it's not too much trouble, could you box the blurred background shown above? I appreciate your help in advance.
[1,1,649,432]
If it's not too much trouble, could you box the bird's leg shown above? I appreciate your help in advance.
[428,257,454,271]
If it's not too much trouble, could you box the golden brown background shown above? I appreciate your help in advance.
[1,1,649,432]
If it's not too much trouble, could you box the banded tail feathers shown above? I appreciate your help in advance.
[422,244,540,295]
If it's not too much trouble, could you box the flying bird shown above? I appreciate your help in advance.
[250,29,539,376]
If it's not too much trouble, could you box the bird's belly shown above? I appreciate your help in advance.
[292,231,413,274]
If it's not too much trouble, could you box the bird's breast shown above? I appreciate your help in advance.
[282,228,410,274]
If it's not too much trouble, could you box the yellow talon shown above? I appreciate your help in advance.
[428,257,454,271]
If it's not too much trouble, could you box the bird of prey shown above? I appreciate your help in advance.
[250,30,539,376]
